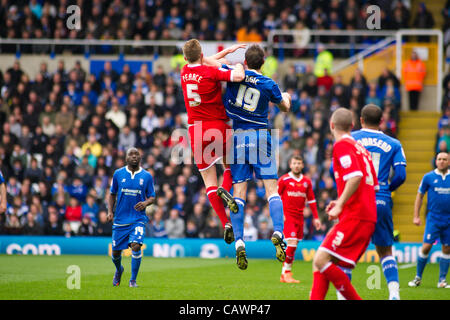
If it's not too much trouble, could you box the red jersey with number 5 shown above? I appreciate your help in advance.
[332,135,378,223]
[181,64,233,124]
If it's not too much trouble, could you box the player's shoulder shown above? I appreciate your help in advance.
[279,173,291,181]
[113,166,127,176]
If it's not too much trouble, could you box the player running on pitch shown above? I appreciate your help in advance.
[215,44,291,270]
[278,155,322,283]
[180,39,245,244]
[408,152,450,289]
[310,108,378,300]
[108,147,156,287]
[337,104,406,300]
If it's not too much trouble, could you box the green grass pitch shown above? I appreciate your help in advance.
[0,255,448,300]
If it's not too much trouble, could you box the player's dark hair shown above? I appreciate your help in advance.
[183,39,202,63]
[245,44,265,70]
[361,104,383,126]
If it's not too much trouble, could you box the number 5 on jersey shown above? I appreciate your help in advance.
[186,84,201,107]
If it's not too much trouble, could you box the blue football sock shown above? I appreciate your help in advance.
[381,255,399,284]
[416,251,429,279]
[230,198,245,242]
[130,250,142,281]
[268,194,284,234]
[112,255,122,271]
[439,253,450,282]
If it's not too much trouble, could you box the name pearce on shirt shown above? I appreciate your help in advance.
[182,73,203,83]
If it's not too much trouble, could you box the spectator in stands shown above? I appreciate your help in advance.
[412,2,435,41]
[402,50,426,111]
[44,210,63,235]
[96,210,112,237]
[201,216,222,239]
[78,215,96,236]
[165,209,185,238]
[314,44,333,78]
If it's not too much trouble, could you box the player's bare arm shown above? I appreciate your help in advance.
[107,193,117,222]
[203,44,247,68]
[134,196,155,212]
[277,92,291,112]
[0,183,6,214]
[326,175,361,220]
[413,192,424,226]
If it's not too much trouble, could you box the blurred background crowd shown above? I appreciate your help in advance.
[0,0,448,241]
[0,0,449,58]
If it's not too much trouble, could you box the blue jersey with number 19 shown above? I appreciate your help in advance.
[222,67,282,130]
[352,128,406,198]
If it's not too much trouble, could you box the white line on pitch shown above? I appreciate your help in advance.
[399,263,416,269]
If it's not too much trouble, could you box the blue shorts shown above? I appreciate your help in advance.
[229,129,278,184]
[371,196,394,247]
[112,222,146,251]
[423,213,450,246]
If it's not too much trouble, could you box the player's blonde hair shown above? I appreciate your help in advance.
[183,39,202,63]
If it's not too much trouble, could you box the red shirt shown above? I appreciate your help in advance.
[181,64,233,124]
[278,172,318,219]
[65,205,82,221]
[332,135,378,223]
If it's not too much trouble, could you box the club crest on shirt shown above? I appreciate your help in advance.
[140,178,144,186]
[122,178,126,183]
[339,155,352,169]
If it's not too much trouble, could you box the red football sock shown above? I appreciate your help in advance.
[206,186,229,228]
[310,271,329,300]
[322,263,361,300]
[221,168,232,192]
[285,246,296,265]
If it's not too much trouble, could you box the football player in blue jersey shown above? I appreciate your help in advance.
[341,104,406,300]
[213,44,291,270]
[107,147,156,287]
[409,152,450,289]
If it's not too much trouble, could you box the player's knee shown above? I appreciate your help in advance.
[112,250,122,257]
[442,245,450,255]
[131,243,142,252]
[287,239,298,247]
[313,251,329,271]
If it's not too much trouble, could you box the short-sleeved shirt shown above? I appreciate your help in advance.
[110,166,155,226]
[418,169,450,221]
[223,68,282,130]
[181,64,233,124]
[278,172,317,219]
[352,128,406,198]
[332,135,378,223]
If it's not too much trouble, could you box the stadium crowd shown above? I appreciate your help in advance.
[0,0,447,242]
[0,0,447,58]
[0,44,411,241]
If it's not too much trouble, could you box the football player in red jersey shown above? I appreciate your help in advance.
[310,108,378,300]
[181,39,245,244]
[278,155,322,283]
